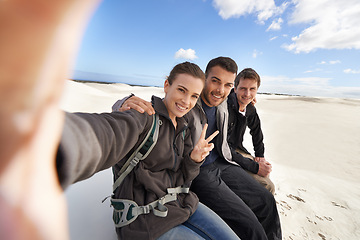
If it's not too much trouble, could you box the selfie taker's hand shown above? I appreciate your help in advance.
[0,1,100,239]
[190,124,219,163]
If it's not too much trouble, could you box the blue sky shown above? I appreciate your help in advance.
[72,0,360,99]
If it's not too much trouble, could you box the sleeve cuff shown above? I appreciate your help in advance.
[111,93,135,112]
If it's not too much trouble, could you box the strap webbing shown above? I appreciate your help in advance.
[112,114,159,192]
[108,113,192,228]
[111,186,189,228]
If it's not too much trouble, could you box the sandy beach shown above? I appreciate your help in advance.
[61,80,360,240]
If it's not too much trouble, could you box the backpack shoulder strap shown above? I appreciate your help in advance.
[112,113,159,192]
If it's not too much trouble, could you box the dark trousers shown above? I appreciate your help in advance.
[190,158,282,240]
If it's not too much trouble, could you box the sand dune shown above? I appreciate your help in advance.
[61,80,360,240]
[255,95,360,239]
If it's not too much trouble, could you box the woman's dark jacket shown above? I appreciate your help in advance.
[56,96,201,240]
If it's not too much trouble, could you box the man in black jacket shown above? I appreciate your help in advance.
[227,68,275,194]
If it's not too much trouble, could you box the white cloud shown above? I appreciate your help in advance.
[267,18,283,31]
[212,0,288,23]
[293,77,330,86]
[284,0,360,53]
[212,0,360,54]
[318,60,341,65]
[263,75,330,86]
[252,49,263,58]
[304,68,322,73]
[260,75,360,98]
[269,36,278,41]
[344,68,360,74]
[329,60,341,65]
[174,48,198,60]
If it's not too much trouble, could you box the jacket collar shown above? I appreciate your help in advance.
[152,95,168,117]
[228,90,239,110]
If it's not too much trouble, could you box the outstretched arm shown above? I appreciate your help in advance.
[0,1,100,239]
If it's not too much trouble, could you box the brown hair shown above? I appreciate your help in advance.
[234,68,261,88]
[205,57,238,78]
[167,62,205,85]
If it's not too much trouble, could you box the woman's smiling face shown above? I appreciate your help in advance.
[163,73,204,124]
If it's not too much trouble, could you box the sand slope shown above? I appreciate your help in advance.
[255,95,360,240]
[61,80,360,240]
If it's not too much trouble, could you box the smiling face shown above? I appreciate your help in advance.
[201,65,236,107]
[234,78,258,111]
[163,73,204,124]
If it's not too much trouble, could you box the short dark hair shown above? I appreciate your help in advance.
[234,68,261,88]
[205,57,238,78]
[167,62,205,85]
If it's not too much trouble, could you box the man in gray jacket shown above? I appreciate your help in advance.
[119,57,282,240]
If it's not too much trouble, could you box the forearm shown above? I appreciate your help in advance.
[57,111,149,189]
[231,148,259,174]
[179,155,202,184]
[249,112,265,157]
[57,112,106,189]
[253,135,265,157]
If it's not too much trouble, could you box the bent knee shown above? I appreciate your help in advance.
[265,179,275,195]
[252,174,276,195]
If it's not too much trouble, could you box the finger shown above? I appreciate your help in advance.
[126,102,145,113]
[132,101,155,115]
[200,124,208,140]
[252,97,257,105]
[201,152,209,160]
[205,130,219,143]
[201,150,211,159]
[126,97,155,115]
[129,97,154,114]
[203,144,214,153]
[118,106,130,112]
[142,100,155,115]
[141,103,155,115]
[129,96,144,102]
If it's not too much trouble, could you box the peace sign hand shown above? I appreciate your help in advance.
[190,124,219,163]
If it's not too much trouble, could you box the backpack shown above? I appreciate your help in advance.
[109,113,189,228]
